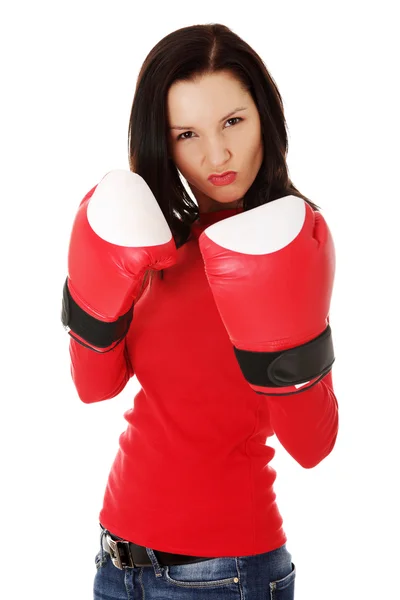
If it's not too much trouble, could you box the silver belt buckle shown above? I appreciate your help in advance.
[106,535,135,569]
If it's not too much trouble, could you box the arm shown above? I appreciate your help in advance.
[69,336,134,404]
[267,370,339,468]
[199,196,339,468]
[61,170,176,401]
[68,274,151,404]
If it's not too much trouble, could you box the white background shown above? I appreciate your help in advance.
[1,1,399,599]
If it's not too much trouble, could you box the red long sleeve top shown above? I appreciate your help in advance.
[69,207,339,557]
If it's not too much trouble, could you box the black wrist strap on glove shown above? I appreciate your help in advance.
[233,324,335,394]
[61,278,134,351]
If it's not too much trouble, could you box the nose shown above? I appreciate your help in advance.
[203,136,231,170]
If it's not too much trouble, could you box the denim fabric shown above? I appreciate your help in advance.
[93,525,295,599]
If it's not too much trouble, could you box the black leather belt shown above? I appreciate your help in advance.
[100,524,215,570]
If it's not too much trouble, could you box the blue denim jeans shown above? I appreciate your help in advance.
[93,525,296,599]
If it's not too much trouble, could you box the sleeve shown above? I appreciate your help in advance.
[66,267,153,404]
[266,370,339,469]
[69,336,134,404]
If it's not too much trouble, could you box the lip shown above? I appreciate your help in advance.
[208,171,237,186]
[208,170,236,179]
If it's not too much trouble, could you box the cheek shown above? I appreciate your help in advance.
[243,133,263,166]
[172,145,201,177]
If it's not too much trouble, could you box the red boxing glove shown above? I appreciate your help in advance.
[198,195,335,396]
[62,170,177,352]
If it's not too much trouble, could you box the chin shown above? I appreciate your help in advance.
[213,200,242,210]
[216,194,242,204]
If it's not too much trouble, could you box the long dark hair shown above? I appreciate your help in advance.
[128,23,319,292]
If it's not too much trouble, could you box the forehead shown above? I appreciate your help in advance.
[167,72,249,120]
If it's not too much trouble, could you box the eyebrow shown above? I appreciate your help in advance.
[169,106,248,130]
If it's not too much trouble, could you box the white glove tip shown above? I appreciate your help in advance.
[203,195,307,255]
[87,170,173,247]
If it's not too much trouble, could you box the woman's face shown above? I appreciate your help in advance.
[167,71,264,214]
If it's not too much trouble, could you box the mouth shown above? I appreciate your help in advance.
[208,172,237,186]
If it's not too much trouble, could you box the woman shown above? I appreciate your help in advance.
[62,22,338,600]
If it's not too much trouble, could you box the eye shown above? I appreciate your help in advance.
[176,117,243,141]
[225,117,242,127]
[177,131,195,141]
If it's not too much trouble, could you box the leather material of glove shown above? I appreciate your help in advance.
[198,195,335,395]
[62,169,177,351]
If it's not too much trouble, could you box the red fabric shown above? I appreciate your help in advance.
[69,207,338,557]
